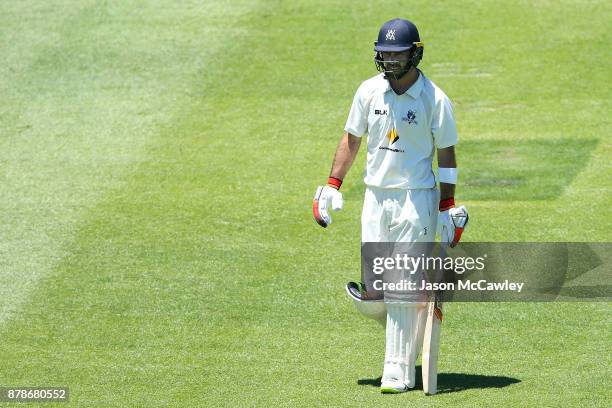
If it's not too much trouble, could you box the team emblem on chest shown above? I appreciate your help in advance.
[402,109,418,125]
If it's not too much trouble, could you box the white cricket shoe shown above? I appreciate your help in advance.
[380,378,409,394]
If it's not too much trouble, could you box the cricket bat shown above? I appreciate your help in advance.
[422,298,442,395]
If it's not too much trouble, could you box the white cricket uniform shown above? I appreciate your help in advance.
[344,71,458,243]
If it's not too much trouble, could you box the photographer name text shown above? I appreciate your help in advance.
[373,279,525,292]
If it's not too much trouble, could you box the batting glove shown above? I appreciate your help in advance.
[313,177,343,228]
[438,198,469,247]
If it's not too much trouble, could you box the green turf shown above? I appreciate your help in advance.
[0,0,610,407]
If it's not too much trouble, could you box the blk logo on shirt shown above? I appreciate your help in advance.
[374,109,388,115]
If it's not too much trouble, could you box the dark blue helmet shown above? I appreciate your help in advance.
[374,19,424,79]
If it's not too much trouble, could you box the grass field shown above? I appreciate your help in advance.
[0,0,610,407]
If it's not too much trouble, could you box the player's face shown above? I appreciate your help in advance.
[381,51,409,73]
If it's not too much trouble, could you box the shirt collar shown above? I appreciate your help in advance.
[407,70,424,98]
[383,70,424,98]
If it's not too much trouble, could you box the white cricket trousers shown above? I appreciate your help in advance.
[361,186,439,243]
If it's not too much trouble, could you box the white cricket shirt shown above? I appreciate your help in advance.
[344,71,458,189]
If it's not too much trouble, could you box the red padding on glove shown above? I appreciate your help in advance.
[439,197,455,211]
[453,227,464,245]
[327,177,342,190]
[434,306,443,321]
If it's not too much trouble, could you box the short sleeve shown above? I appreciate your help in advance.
[344,83,368,137]
[432,94,458,148]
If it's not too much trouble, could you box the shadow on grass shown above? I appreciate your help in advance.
[343,137,599,201]
[357,366,521,394]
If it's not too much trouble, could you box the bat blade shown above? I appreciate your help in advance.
[422,300,442,395]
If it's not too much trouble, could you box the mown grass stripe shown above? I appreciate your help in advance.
[0,1,262,327]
